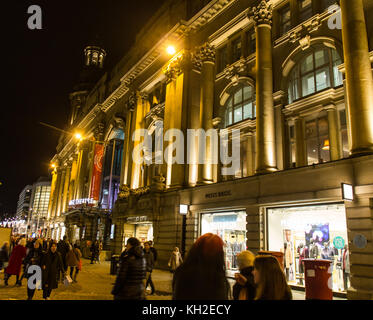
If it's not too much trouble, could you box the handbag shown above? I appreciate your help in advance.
[64,275,73,286]
[238,287,248,300]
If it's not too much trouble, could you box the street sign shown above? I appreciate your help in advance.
[333,236,345,249]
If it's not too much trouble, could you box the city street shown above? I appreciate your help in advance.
[0,259,172,300]
[0,258,344,300]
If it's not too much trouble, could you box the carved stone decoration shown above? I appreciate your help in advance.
[223,60,247,85]
[191,52,202,72]
[94,122,105,141]
[127,91,137,111]
[150,173,166,192]
[118,184,130,200]
[163,54,186,83]
[299,35,311,51]
[249,0,273,26]
[197,42,215,63]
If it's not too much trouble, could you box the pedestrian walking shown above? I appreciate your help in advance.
[143,241,155,295]
[57,236,70,271]
[4,238,27,286]
[111,237,146,300]
[74,244,82,282]
[0,242,10,272]
[168,247,183,273]
[252,255,292,300]
[24,240,44,300]
[90,240,100,264]
[232,250,256,300]
[66,244,82,282]
[41,242,65,300]
[148,241,158,263]
[172,233,230,300]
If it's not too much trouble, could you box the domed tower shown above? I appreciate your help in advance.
[69,37,107,126]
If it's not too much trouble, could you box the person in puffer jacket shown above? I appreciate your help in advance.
[111,237,146,300]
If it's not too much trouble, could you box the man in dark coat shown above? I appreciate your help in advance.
[57,236,69,273]
[90,240,100,264]
[144,242,155,295]
[148,241,157,263]
[41,242,65,300]
[111,237,146,300]
[24,241,44,300]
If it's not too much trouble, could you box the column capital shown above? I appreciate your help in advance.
[163,54,188,83]
[196,42,215,64]
[94,122,105,141]
[323,104,337,112]
[249,0,273,26]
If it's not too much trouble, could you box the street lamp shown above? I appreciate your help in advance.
[166,45,176,55]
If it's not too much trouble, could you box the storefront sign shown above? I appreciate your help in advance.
[333,236,345,249]
[89,143,104,201]
[205,190,231,199]
[68,198,97,208]
[126,216,149,223]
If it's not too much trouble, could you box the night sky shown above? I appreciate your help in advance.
[1,0,166,216]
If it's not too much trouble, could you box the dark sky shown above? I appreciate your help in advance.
[0,0,166,216]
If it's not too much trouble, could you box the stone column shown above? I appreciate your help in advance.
[47,169,58,220]
[163,53,189,188]
[61,163,72,214]
[56,167,66,217]
[325,104,342,161]
[294,116,307,167]
[245,132,255,177]
[197,43,216,184]
[340,0,373,155]
[120,106,133,186]
[75,141,89,200]
[250,1,277,174]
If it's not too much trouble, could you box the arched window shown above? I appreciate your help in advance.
[288,47,343,103]
[225,84,256,126]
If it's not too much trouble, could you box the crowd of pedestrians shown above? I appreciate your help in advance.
[0,235,82,300]
[111,232,292,301]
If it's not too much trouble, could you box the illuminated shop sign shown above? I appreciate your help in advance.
[68,198,98,208]
[205,190,231,199]
[125,216,149,223]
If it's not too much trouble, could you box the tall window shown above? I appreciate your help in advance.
[279,4,291,36]
[339,109,349,158]
[225,85,256,126]
[247,29,256,55]
[232,37,242,62]
[305,116,330,165]
[299,0,313,22]
[218,45,228,73]
[288,47,343,103]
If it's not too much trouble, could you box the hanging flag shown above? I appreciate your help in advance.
[89,143,104,201]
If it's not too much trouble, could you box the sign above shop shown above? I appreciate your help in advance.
[179,204,188,215]
[341,183,353,201]
[205,190,231,199]
[126,216,149,224]
[68,198,98,208]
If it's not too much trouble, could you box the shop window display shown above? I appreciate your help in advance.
[267,203,349,292]
[201,211,247,277]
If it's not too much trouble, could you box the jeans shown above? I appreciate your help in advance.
[43,287,52,299]
[145,272,155,294]
[70,266,79,278]
[343,271,350,291]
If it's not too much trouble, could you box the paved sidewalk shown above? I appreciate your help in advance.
[0,260,344,300]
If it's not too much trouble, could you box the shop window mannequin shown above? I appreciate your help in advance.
[309,239,319,259]
[297,243,309,285]
[342,244,350,291]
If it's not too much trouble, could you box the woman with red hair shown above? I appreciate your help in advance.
[172,233,230,300]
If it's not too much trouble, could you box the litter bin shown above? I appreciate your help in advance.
[303,259,332,300]
[258,251,284,269]
[110,255,120,275]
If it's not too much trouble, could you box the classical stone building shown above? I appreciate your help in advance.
[47,0,373,299]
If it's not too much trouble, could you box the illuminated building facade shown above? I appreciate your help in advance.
[47,0,373,299]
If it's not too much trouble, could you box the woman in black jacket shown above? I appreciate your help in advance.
[24,240,44,300]
[0,241,10,271]
[172,233,230,300]
[111,237,146,300]
[232,250,256,300]
[41,242,65,300]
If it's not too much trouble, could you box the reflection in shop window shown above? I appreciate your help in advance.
[267,203,349,292]
[201,211,247,277]
[305,116,330,165]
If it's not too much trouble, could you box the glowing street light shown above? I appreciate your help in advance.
[75,132,83,141]
[166,45,176,55]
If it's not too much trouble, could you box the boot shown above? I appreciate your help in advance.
[73,274,77,283]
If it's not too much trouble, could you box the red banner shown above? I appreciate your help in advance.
[90,143,104,201]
